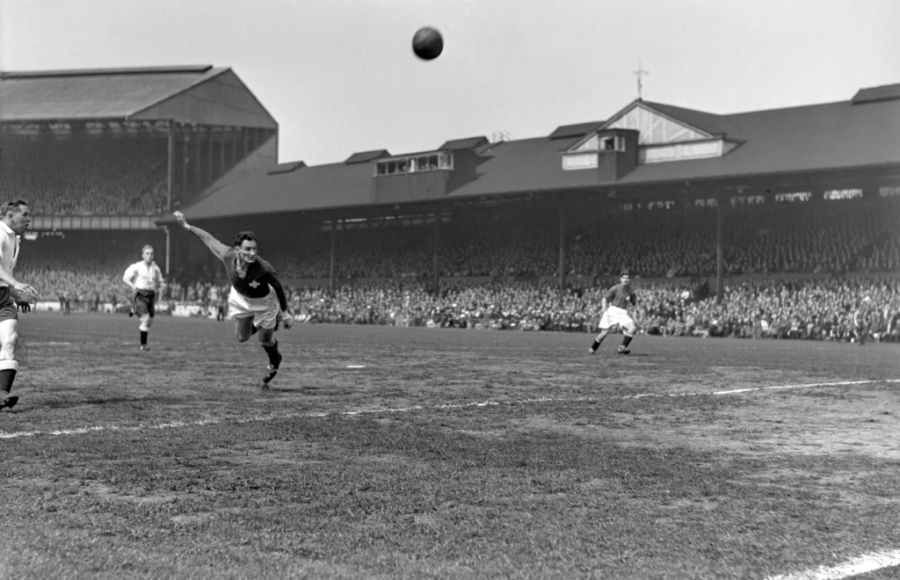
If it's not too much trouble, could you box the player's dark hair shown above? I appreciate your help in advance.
[2,200,29,215]
[234,231,257,246]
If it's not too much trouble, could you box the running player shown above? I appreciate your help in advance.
[123,244,166,351]
[589,271,637,355]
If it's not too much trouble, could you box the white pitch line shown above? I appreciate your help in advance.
[712,378,900,396]
[765,548,900,580]
[1,378,898,440]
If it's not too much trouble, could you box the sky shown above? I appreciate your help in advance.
[2,0,898,166]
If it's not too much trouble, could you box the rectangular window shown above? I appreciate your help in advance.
[600,136,624,152]
[376,151,453,175]
[562,153,598,170]
[823,188,863,200]
[775,192,812,203]
[731,195,765,205]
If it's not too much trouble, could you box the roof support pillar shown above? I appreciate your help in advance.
[180,127,189,202]
[194,127,203,193]
[432,218,441,293]
[558,205,568,301]
[166,120,175,212]
[206,126,214,186]
[716,191,725,303]
[329,223,336,293]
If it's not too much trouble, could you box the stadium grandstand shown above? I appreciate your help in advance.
[160,79,900,288]
[2,66,899,341]
[0,65,278,306]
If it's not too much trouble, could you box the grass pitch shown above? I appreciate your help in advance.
[2,313,899,579]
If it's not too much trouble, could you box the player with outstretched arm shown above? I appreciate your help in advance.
[174,211,293,389]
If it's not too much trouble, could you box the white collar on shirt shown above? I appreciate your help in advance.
[0,220,16,238]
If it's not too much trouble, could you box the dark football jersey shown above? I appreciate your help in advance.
[222,248,288,311]
[605,283,636,309]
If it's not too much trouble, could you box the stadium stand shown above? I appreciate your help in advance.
[3,68,898,342]
[1,138,168,216]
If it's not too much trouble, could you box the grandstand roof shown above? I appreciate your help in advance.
[185,160,377,219]
[852,82,900,104]
[345,150,391,164]
[627,101,736,137]
[440,136,490,150]
[0,65,277,129]
[158,81,898,221]
[613,97,900,186]
[549,121,605,139]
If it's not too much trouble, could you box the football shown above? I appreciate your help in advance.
[412,26,443,60]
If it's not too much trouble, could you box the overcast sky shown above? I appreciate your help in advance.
[2,0,897,166]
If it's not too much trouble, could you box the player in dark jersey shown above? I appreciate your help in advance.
[174,211,294,389]
[589,271,637,355]
[853,296,877,345]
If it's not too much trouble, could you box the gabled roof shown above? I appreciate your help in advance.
[614,96,900,185]
[440,136,489,150]
[0,65,277,128]
[0,65,220,121]
[267,161,306,175]
[345,150,391,164]
[629,101,737,138]
[852,82,900,104]
[549,121,605,139]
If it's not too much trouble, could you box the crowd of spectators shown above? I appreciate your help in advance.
[1,138,169,216]
[271,198,900,280]
[287,277,899,343]
[11,191,900,344]
[20,254,898,344]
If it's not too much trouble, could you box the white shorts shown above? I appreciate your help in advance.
[599,305,635,335]
[227,287,280,330]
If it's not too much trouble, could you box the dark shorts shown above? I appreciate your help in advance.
[0,288,18,322]
[133,290,156,317]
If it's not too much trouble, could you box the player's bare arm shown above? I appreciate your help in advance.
[268,276,294,329]
[174,211,231,260]
[0,264,38,303]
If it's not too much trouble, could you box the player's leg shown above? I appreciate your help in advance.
[253,295,284,388]
[618,316,636,354]
[589,328,609,353]
[0,318,20,410]
[129,291,139,317]
[139,313,153,350]
[258,326,282,388]
[590,309,614,353]
[234,316,255,342]
[133,292,152,350]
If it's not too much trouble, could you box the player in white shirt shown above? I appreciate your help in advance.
[0,200,39,411]
[123,245,166,351]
